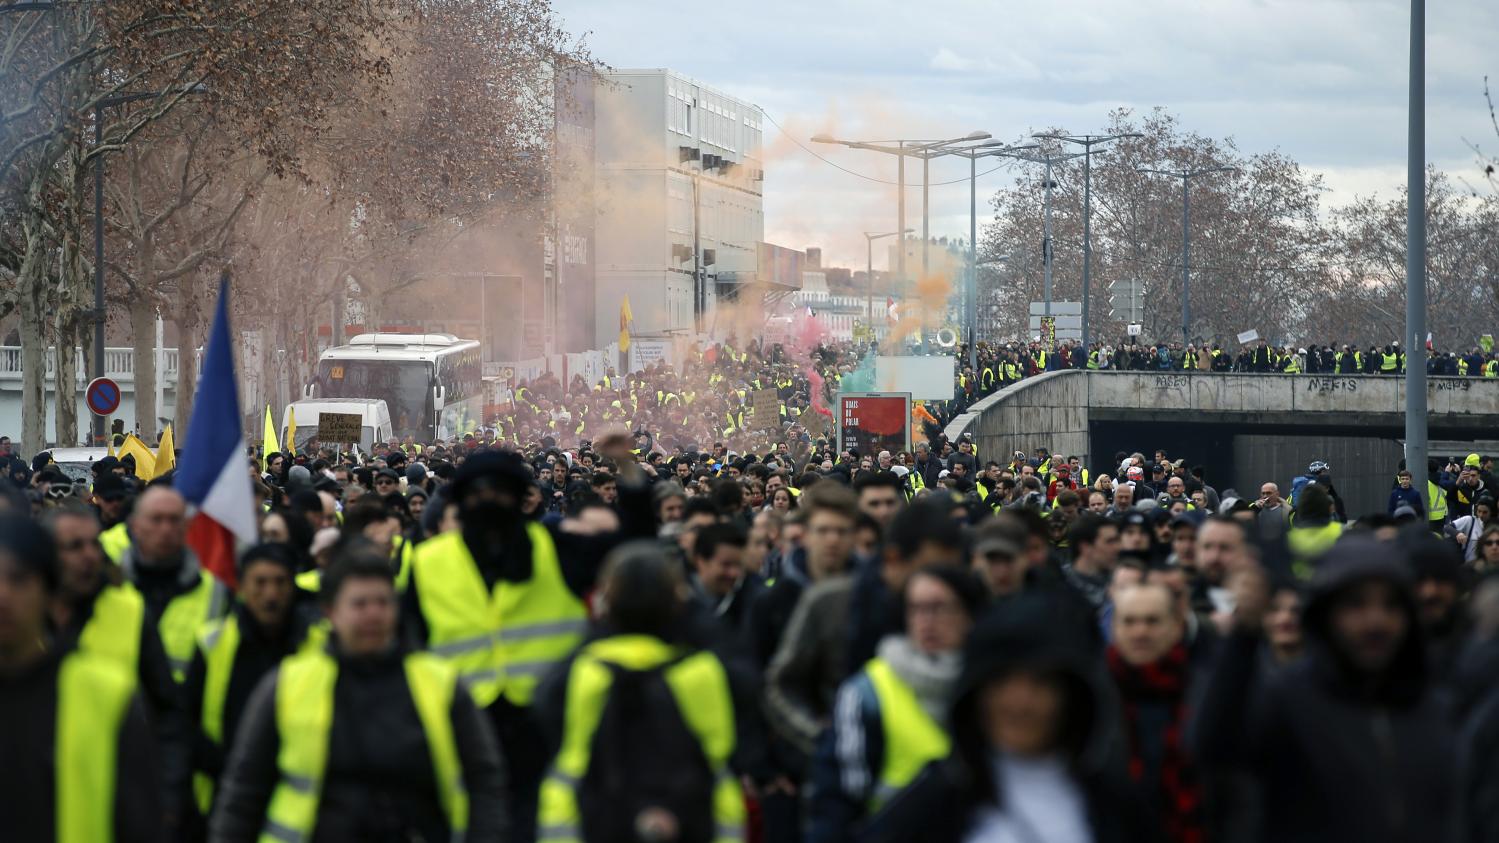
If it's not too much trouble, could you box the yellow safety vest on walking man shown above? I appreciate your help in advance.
[259,648,468,843]
[411,522,588,708]
[537,634,746,843]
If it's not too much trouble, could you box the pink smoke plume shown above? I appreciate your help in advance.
[793,307,827,352]
[806,365,834,418]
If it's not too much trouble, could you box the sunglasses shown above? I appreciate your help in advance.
[1483,540,1499,547]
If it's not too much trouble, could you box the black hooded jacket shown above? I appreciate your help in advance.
[1192,539,1456,843]
[859,591,1147,843]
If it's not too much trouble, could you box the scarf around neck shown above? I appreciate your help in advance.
[1106,642,1202,843]
[877,635,962,724]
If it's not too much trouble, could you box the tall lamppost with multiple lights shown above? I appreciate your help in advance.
[812,131,989,349]
[1033,132,1141,350]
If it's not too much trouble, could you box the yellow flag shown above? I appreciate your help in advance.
[618,295,633,352]
[106,428,116,458]
[263,405,280,472]
[153,425,176,479]
[284,404,296,457]
[117,434,156,480]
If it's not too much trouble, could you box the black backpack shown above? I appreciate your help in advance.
[577,656,717,843]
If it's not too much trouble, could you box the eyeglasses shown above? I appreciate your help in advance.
[1483,540,1499,547]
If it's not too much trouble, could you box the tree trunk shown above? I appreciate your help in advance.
[173,280,200,439]
[53,313,79,447]
[18,186,51,455]
[18,249,49,455]
[130,296,158,442]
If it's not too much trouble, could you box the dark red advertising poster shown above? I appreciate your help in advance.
[838,393,911,457]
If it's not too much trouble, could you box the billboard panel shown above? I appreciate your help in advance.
[838,392,911,457]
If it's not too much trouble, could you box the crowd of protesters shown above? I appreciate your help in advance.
[479,332,1499,459]
[6,334,1499,843]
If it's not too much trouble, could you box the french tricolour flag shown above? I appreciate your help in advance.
[177,273,256,589]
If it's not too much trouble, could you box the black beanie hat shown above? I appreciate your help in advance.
[239,543,300,577]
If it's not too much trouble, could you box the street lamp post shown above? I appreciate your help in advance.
[1033,133,1141,351]
[1406,0,1428,508]
[864,229,911,341]
[999,149,1085,321]
[923,141,1035,371]
[813,130,989,350]
[1138,165,1236,345]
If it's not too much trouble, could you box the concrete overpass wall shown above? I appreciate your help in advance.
[947,371,1499,508]
[949,371,1093,465]
[1088,372,1499,426]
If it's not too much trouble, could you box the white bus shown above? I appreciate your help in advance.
[306,333,483,443]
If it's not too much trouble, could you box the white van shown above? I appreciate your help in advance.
[48,447,113,484]
[280,399,393,454]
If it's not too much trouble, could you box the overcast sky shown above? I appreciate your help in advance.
[555,0,1496,268]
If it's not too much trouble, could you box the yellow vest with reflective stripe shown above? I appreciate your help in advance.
[57,650,136,843]
[537,634,745,843]
[1427,481,1449,522]
[413,522,587,708]
[155,571,224,682]
[194,614,243,813]
[261,648,467,843]
[100,522,131,563]
[78,584,144,678]
[864,657,951,811]
[1288,521,1344,579]
[199,616,241,745]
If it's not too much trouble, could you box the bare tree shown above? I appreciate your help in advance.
[1309,169,1499,348]
[981,108,1330,347]
[1,0,398,452]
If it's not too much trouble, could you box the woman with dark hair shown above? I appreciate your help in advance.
[771,487,795,513]
[862,591,1144,843]
[1478,523,1499,573]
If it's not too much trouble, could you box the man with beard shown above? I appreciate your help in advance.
[1402,535,1467,683]
[1193,538,1456,843]
[404,433,654,843]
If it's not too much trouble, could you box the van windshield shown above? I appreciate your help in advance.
[315,360,432,440]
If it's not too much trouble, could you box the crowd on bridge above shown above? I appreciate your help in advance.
[8,353,1499,843]
[404,329,1499,462]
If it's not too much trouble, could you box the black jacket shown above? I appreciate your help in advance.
[1192,541,1456,843]
[183,605,313,799]
[0,648,162,842]
[208,644,507,843]
[688,572,767,643]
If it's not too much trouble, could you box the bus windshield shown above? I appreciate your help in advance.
[315,359,433,440]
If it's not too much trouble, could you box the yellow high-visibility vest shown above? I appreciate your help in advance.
[537,634,745,843]
[57,650,136,843]
[261,648,468,842]
[152,571,228,682]
[78,584,144,677]
[100,522,131,562]
[412,523,586,708]
[865,657,950,811]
